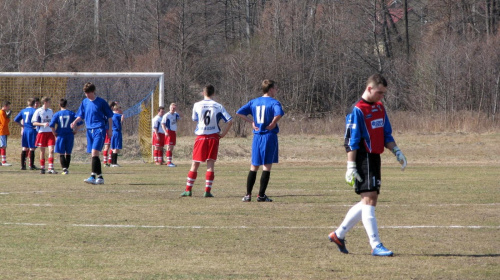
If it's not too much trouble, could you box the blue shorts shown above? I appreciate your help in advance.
[0,135,7,147]
[55,133,75,154]
[251,133,279,166]
[110,131,122,150]
[86,128,106,153]
[21,128,37,148]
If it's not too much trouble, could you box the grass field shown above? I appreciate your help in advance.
[0,133,499,279]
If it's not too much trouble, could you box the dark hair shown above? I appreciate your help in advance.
[204,84,215,97]
[28,98,36,106]
[60,98,68,108]
[158,106,165,112]
[366,74,388,87]
[262,79,276,93]
[83,82,96,93]
[109,101,117,108]
[2,100,11,107]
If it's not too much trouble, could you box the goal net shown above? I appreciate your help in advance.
[0,72,164,163]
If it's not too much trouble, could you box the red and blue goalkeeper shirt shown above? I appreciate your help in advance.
[344,99,394,154]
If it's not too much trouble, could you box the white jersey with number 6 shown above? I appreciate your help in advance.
[192,99,232,135]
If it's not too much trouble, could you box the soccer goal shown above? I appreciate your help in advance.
[0,72,164,163]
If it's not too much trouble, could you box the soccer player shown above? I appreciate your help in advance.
[50,99,82,174]
[71,82,114,185]
[161,103,181,167]
[103,101,118,167]
[180,84,233,198]
[0,101,12,166]
[14,98,39,170]
[152,106,166,165]
[109,104,123,167]
[32,97,56,174]
[328,74,407,257]
[236,79,285,202]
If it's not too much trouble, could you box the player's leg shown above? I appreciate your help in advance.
[328,201,363,254]
[47,145,57,174]
[64,134,75,174]
[166,131,177,167]
[257,164,273,202]
[20,147,28,170]
[181,161,200,197]
[110,132,121,167]
[203,160,215,197]
[256,134,278,202]
[357,153,392,256]
[29,148,37,169]
[242,164,260,202]
[84,128,105,184]
[0,135,11,166]
[47,135,57,173]
[39,146,46,174]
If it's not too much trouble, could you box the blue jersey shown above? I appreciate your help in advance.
[76,97,114,129]
[112,113,122,132]
[14,107,37,129]
[50,109,81,135]
[236,96,285,134]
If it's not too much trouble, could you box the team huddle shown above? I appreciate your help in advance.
[0,75,408,256]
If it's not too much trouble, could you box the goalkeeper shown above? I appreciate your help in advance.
[328,74,407,257]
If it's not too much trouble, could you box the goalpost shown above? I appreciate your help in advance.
[0,72,164,163]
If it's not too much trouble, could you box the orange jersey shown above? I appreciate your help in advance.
[0,109,10,136]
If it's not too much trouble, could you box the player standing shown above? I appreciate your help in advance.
[236,79,285,202]
[71,82,114,185]
[32,97,56,174]
[102,101,117,167]
[110,104,123,167]
[180,85,233,198]
[161,103,181,167]
[152,106,166,165]
[50,99,82,174]
[14,98,39,170]
[0,101,12,166]
[328,74,407,257]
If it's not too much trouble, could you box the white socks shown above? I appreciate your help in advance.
[335,203,382,249]
[335,202,363,239]
[361,205,381,249]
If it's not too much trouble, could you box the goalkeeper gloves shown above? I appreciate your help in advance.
[392,146,407,171]
[345,161,363,187]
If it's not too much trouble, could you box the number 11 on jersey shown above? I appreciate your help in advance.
[256,106,266,124]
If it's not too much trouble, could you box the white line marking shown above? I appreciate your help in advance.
[2,222,498,230]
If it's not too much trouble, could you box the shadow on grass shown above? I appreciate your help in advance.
[408,253,500,258]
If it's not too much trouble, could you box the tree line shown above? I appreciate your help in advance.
[1,0,499,128]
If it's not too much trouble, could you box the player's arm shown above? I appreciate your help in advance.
[265,115,282,130]
[71,117,83,129]
[107,118,112,136]
[51,126,57,137]
[219,119,233,139]
[236,113,258,131]
[32,111,43,127]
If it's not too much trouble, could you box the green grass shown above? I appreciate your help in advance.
[0,134,499,279]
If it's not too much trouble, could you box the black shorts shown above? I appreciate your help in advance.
[354,151,381,194]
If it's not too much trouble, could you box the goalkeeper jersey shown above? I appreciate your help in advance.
[344,99,394,154]
[192,99,232,135]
